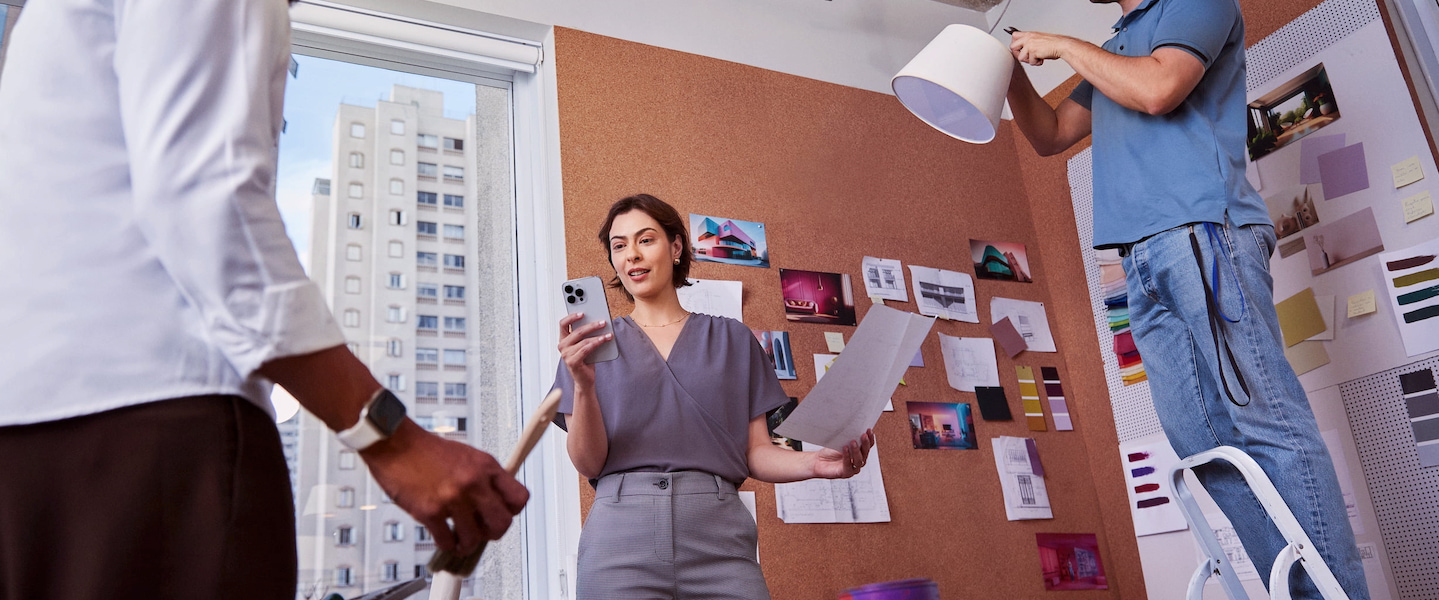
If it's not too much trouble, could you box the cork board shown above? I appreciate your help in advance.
[552,27,1144,599]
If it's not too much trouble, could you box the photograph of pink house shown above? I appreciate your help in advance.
[779,268,856,325]
[689,214,770,267]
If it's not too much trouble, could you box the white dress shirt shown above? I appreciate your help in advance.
[0,0,344,426]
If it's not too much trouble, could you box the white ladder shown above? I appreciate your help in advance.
[1169,446,1352,600]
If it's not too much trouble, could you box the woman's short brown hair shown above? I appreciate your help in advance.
[598,193,694,298]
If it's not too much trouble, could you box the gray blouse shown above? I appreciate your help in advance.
[552,314,789,485]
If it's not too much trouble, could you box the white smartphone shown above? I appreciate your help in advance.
[562,276,619,363]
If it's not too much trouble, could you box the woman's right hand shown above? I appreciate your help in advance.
[558,312,611,390]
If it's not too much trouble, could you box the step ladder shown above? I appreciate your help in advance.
[1169,446,1352,600]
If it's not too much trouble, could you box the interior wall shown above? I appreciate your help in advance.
[551,26,1145,599]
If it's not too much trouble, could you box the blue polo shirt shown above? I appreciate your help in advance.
[1070,0,1268,248]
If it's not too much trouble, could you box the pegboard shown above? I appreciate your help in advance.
[1245,0,1382,92]
[1339,360,1439,600]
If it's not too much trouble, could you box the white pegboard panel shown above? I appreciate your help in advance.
[1067,148,1163,444]
[1245,0,1382,92]
[1339,360,1439,600]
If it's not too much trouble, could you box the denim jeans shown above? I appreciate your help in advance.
[1123,220,1368,598]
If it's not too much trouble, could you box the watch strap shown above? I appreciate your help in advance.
[337,389,390,451]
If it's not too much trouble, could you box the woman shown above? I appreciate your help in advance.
[553,193,875,599]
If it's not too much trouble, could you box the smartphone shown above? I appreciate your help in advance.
[562,276,619,363]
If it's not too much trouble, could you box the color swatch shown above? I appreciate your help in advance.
[1041,367,1073,431]
[1119,439,1189,536]
[1399,369,1439,467]
[1016,366,1046,431]
[975,386,1013,421]
[1379,239,1439,357]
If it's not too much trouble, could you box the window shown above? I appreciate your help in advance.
[382,561,400,582]
[386,374,405,391]
[415,348,438,364]
[417,134,438,149]
[442,165,464,181]
[336,565,353,586]
[417,283,438,299]
[416,221,437,235]
[388,241,404,258]
[387,305,406,323]
[389,209,407,226]
[443,285,464,300]
[443,349,466,365]
[338,487,355,508]
[390,149,405,165]
[388,273,405,289]
[336,526,354,546]
[417,315,438,330]
[348,183,363,199]
[345,244,362,261]
[443,224,464,240]
[338,450,357,470]
[350,122,366,138]
[389,179,404,195]
[417,162,438,177]
[416,382,438,398]
[386,338,403,357]
[349,152,364,168]
[344,276,361,294]
[342,309,360,328]
[445,382,467,399]
[456,417,467,432]
[416,525,432,542]
[443,137,463,151]
[384,522,404,542]
[443,316,465,332]
[415,565,428,578]
[390,119,405,135]
[416,252,437,267]
[417,191,437,205]
[443,194,464,208]
[443,254,464,269]
[414,416,435,431]
[347,213,362,229]
[346,342,361,355]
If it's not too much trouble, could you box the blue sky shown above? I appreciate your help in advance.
[277,54,476,271]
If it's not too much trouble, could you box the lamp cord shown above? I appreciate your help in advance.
[987,0,1016,34]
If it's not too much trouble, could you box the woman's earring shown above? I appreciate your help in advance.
[674,258,680,265]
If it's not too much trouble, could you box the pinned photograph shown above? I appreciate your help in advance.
[754,331,797,380]
[780,269,856,325]
[1035,533,1109,590]
[970,239,1032,283]
[1264,184,1322,243]
[766,398,804,451]
[689,214,769,268]
[1247,63,1341,161]
[1304,207,1385,276]
[906,402,976,450]
[909,265,979,323]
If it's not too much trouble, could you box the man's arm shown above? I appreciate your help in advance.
[1006,60,1093,157]
[1010,32,1205,116]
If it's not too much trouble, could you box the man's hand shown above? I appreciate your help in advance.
[1010,31,1076,66]
[361,420,529,555]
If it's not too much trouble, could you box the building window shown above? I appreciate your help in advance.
[336,565,354,586]
[443,137,463,151]
[416,525,433,542]
[417,162,438,177]
[390,149,405,165]
[443,224,464,240]
[417,252,438,267]
[417,315,438,330]
[336,526,354,546]
[417,134,438,149]
[390,119,405,135]
[346,342,361,355]
[346,213,362,230]
[386,338,403,357]
[345,244,362,261]
[443,316,466,332]
[386,373,405,391]
[338,450,357,470]
[443,285,464,300]
[416,348,438,364]
[417,283,438,299]
[387,305,406,323]
[388,273,405,289]
[342,309,360,328]
[389,179,404,195]
[443,349,466,366]
[382,561,400,582]
[417,191,437,206]
[344,276,361,295]
[388,241,404,258]
[350,122,366,138]
[443,254,464,269]
[415,565,428,578]
[416,382,438,398]
[389,209,407,226]
[443,194,464,208]
[349,152,364,168]
[338,487,355,508]
[348,183,363,199]
[384,521,404,542]
[417,221,437,235]
[445,382,467,399]
[414,416,435,431]
[442,165,464,181]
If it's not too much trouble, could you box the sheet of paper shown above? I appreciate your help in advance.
[861,256,909,302]
[816,353,890,410]
[1319,429,1364,534]
[989,297,1057,352]
[911,349,924,368]
[775,443,891,523]
[1318,142,1370,200]
[677,278,743,322]
[991,436,1052,520]
[1276,288,1326,346]
[1299,133,1346,184]
[1379,237,1439,357]
[1119,438,1189,536]
[824,332,846,353]
[990,317,1028,357]
[937,334,999,392]
[1197,512,1261,582]
[1305,295,1335,341]
[1403,190,1434,223]
[1284,340,1331,376]
[908,265,979,323]
[1347,290,1377,318]
[1392,155,1425,188]
[776,306,933,448]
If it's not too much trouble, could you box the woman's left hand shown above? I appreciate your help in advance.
[811,428,876,479]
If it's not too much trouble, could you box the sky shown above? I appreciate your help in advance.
[277,54,477,272]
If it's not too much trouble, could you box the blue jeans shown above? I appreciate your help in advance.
[1123,221,1367,599]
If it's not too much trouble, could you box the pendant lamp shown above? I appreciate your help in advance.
[892,24,1014,144]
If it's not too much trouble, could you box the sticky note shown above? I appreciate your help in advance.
[870,296,886,305]
[1403,190,1434,223]
[824,332,846,353]
[1392,156,1425,188]
[1318,143,1370,200]
[991,317,1028,358]
[1276,288,1326,347]
[1347,290,1377,318]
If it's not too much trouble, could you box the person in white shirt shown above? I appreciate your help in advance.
[0,0,527,597]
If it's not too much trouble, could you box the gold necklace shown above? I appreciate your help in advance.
[635,312,690,328]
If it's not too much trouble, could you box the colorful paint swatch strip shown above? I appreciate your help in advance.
[1399,368,1439,467]
[1017,366,1046,431]
[1040,367,1073,431]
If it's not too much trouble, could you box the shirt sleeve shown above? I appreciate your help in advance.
[1069,80,1095,111]
[1150,0,1239,68]
[550,360,575,431]
[744,324,791,420]
[113,0,343,379]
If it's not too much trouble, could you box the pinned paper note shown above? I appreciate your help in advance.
[1347,290,1377,318]
[824,332,846,353]
[1276,288,1327,347]
[1318,143,1370,200]
[1392,156,1425,188]
[1403,190,1434,223]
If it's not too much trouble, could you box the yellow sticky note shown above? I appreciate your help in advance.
[1276,288,1326,347]
[1347,290,1377,318]
[1392,156,1425,188]
[824,332,845,353]
[870,296,886,305]
[1403,190,1434,223]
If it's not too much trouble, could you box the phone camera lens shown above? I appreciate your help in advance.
[564,285,574,294]
[566,295,575,304]
[576,289,585,297]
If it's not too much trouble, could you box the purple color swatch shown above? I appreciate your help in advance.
[1318,142,1370,200]
[1299,133,1345,184]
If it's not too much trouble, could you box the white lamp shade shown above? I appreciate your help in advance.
[892,24,1014,144]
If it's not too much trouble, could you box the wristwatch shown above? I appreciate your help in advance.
[336,388,408,451]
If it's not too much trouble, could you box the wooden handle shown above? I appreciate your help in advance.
[503,388,563,475]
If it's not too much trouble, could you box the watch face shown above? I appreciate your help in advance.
[367,390,408,437]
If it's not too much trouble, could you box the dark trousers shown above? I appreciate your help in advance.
[0,395,297,600]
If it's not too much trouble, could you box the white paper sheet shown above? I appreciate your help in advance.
[776,305,933,449]
[1378,238,1439,357]
[677,278,743,322]
[937,334,1000,392]
[775,443,891,524]
[991,436,1052,520]
[1198,512,1261,582]
[816,353,891,411]
[1320,429,1364,534]
[908,265,979,323]
[988,297,1057,353]
[1118,438,1189,537]
[1306,295,1336,342]
[861,256,909,302]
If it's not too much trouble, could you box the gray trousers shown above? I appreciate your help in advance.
[578,471,769,600]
